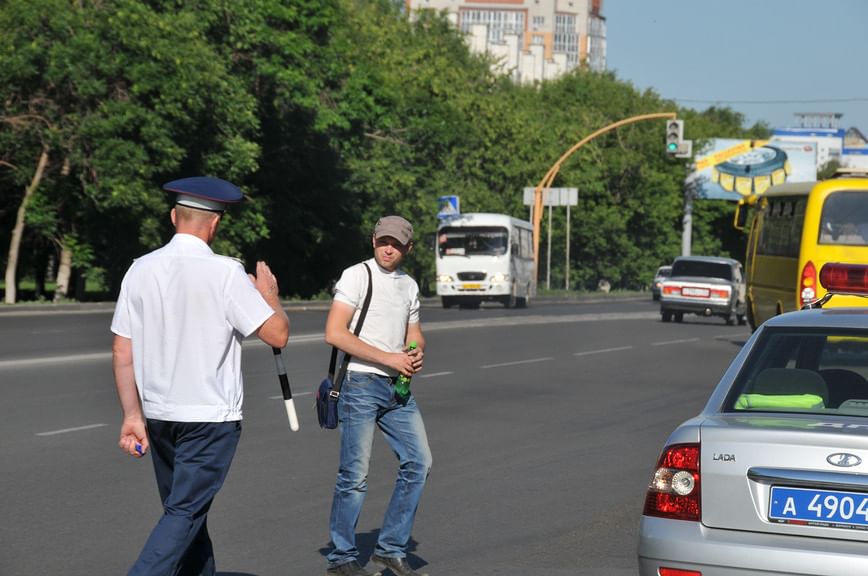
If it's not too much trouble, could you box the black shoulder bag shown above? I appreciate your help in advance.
[315,263,373,429]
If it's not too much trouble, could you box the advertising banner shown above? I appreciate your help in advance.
[691,138,818,200]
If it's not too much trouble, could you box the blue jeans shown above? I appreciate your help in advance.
[328,371,433,566]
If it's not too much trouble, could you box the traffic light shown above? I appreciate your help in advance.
[665,119,683,155]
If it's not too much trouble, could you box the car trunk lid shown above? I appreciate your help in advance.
[700,413,868,542]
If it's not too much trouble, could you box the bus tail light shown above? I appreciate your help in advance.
[800,260,817,305]
[643,443,701,522]
[820,263,868,294]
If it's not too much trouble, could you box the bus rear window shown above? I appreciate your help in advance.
[438,226,508,257]
[819,191,868,246]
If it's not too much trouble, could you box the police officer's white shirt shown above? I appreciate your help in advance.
[111,234,274,422]
[334,257,421,377]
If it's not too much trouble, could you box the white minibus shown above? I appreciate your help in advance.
[435,213,535,308]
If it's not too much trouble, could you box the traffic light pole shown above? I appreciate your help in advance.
[681,160,700,256]
[531,112,678,284]
[682,184,693,256]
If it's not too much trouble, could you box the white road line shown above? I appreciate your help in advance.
[481,357,553,369]
[36,423,107,436]
[418,371,453,379]
[651,337,700,347]
[574,346,633,357]
[0,352,111,369]
[0,312,660,370]
[269,391,313,400]
[713,333,750,340]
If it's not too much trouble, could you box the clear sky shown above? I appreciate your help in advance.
[605,0,868,133]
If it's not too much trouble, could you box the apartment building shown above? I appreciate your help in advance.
[406,0,606,84]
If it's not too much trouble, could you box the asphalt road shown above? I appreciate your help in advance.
[0,297,750,576]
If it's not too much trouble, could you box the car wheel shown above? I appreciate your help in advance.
[674,312,684,323]
[516,283,530,308]
[441,297,453,309]
[662,310,672,323]
[502,285,517,308]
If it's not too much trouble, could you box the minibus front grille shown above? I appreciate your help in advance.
[457,272,486,281]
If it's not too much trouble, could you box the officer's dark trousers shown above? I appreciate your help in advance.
[129,420,242,576]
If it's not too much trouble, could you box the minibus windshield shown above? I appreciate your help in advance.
[438,226,508,256]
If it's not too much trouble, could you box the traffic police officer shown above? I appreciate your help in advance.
[111,177,289,575]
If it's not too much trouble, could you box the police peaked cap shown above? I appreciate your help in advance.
[163,176,244,212]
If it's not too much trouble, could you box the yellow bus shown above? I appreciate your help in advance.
[735,174,868,330]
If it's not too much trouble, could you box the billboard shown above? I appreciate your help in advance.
[691,138,818,201]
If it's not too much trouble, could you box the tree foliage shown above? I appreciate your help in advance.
[0,0,766,301]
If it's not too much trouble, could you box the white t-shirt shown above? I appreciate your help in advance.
[111,234,275,422]
[333,257,421,377]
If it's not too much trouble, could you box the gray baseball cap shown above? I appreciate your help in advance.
[374,215,414,245]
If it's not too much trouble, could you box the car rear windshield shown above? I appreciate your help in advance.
[671,260,732,280]
[724,327,868,416]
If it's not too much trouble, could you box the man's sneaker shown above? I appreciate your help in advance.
[326,560,382,576]
[370,554,428,576]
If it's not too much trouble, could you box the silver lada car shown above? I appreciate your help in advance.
[639,263,868,576]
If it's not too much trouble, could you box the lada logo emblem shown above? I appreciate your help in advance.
[827,453,862,468]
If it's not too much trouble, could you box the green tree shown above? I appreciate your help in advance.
[0,0,264,302]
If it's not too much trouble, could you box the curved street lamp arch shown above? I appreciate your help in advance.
[531,112,678,284]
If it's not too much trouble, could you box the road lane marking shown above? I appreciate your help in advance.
[0,352,111,369]
[651,337,700,347]
[36,423,107,436]
[418,371,453,379]
[0,311,660,370]
[424,311,658,333]
[713,332,750,340]
[481,357,553,369]
[574,346,633,357]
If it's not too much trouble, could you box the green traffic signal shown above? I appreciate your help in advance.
[665,119,684,155]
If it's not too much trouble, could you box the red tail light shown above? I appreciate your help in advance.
[663,285,681,296]
[659,569,702,576]
[800,260,817,305]
[643,443,700,521]
[709,287,730,299]
[820,263,868,294]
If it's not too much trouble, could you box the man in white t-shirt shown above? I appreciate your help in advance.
[111,177,289,576]
[324,216,432,576]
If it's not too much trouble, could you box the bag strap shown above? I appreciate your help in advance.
[329,262,373,396]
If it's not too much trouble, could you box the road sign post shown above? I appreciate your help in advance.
[523,187,578,290]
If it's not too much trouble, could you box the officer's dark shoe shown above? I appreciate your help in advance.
[326,560,381,576]
[371,554,428,576]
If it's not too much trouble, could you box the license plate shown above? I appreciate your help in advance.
[682,287,709,297]
[770,486,868,530]
[462,283,482,290]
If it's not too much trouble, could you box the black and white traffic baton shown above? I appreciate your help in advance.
[272,347,299,431]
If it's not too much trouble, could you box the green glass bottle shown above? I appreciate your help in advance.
[394,341,417,403]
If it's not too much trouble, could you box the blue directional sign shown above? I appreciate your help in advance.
[438,195,460,218]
